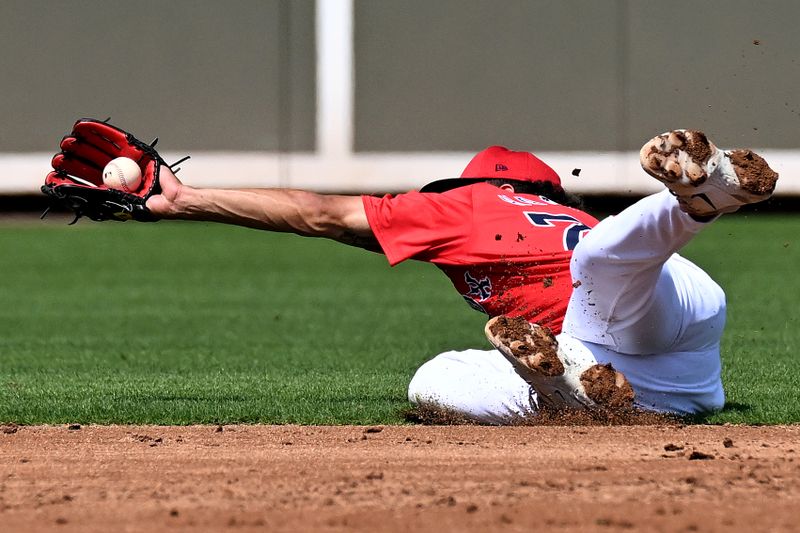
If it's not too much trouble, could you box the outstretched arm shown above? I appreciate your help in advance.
[146,167,380,251]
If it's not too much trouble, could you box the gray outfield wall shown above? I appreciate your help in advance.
[1,0,798,193]
[0,0,316,152]
[356,0,800,152]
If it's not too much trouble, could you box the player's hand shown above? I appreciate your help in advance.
[146,166,186,219]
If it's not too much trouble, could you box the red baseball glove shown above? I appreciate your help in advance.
[43,118,187,223]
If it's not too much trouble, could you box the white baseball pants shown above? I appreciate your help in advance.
[408,190,726,423]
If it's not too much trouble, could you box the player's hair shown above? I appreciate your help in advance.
[484,179,584,209]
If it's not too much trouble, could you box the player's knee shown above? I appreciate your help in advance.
[708,279,727,316]
[407,350,538,425]
[407,359,438,404]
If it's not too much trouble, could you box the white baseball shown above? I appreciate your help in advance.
[102,157,142,192]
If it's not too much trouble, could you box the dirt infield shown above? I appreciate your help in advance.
[1,425,799,532]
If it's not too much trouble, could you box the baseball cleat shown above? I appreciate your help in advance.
[485,315,634,411]
[639,129,779,217]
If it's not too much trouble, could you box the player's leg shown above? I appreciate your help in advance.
[407,349,536,424]
[564,251,728,413]
[563,189,712,354]
[564,130,778,355]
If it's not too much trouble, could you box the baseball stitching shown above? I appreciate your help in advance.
[113,164,132,192]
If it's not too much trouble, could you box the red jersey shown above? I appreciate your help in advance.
[361,182,598,334]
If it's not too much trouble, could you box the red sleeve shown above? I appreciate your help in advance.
[361,190,473,266]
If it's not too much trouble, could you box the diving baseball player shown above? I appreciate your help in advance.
[48,122,778,423]
[407,130,777,422]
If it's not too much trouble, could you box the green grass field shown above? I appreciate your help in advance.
[1,214,799,425]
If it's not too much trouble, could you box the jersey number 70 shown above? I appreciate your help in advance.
[523,212,591,250]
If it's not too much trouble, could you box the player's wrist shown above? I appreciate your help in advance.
[168,184,198,219]
[146,183,191,220]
